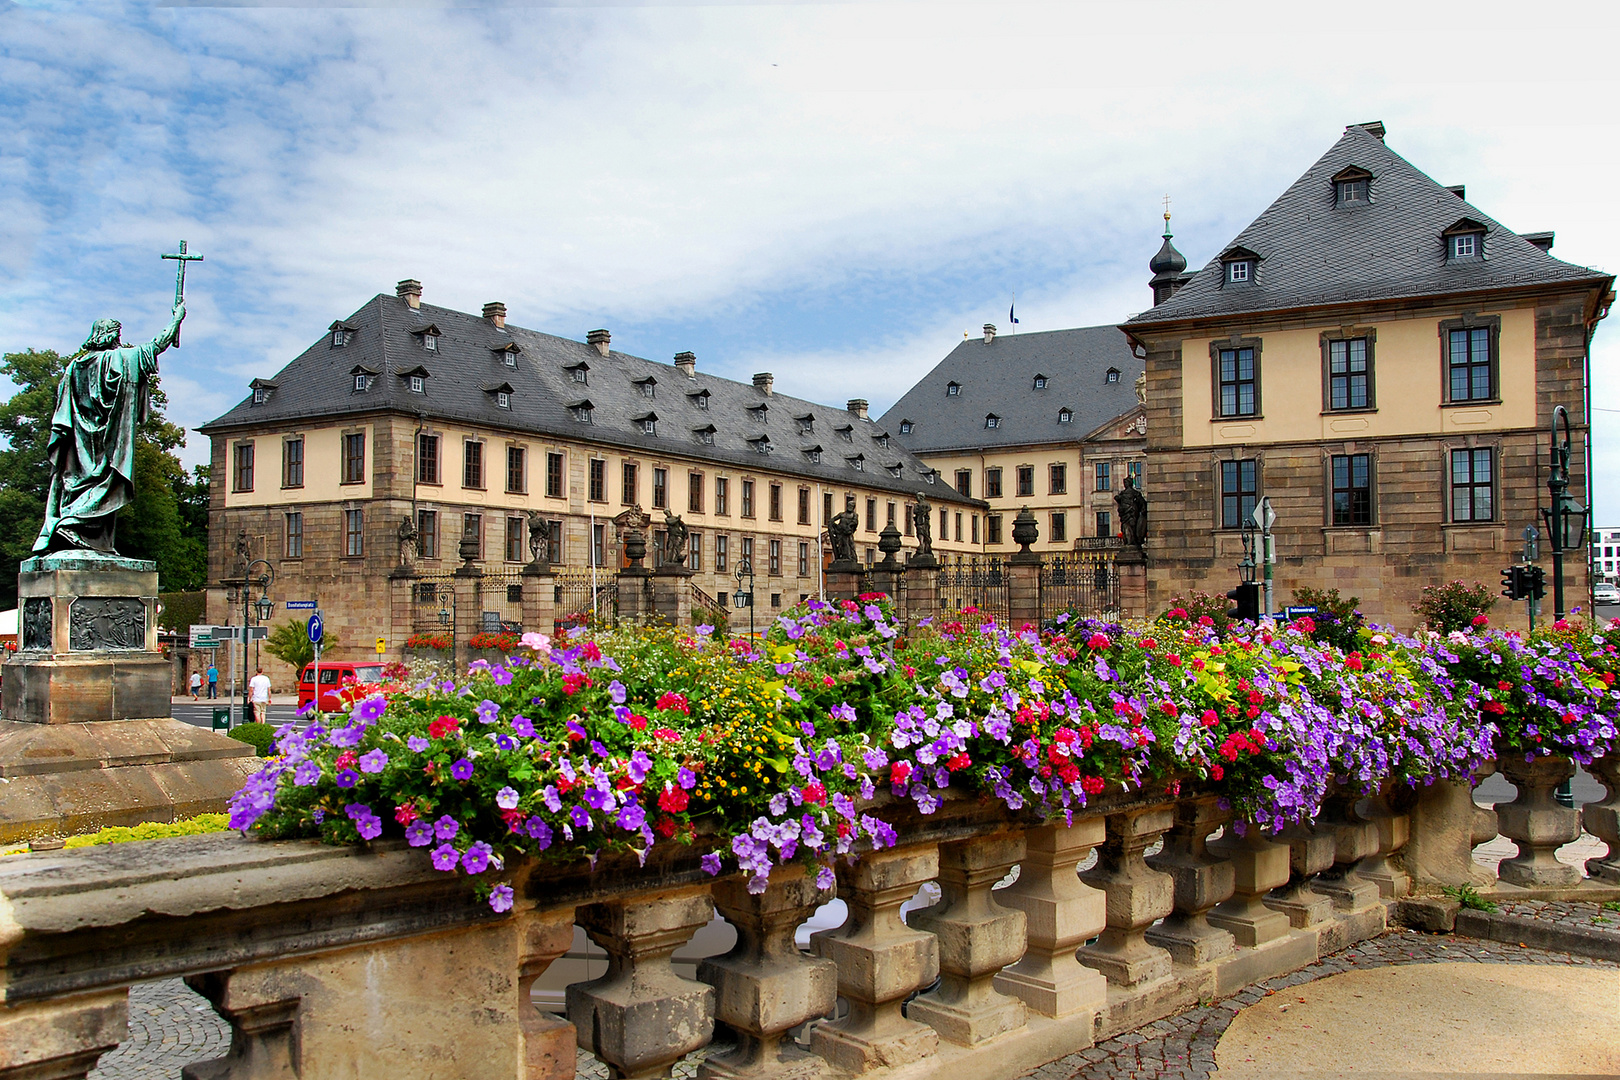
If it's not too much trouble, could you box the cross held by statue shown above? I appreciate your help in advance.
[161,240,203,346]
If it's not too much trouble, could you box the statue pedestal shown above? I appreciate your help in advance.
[0,554,257,845]
[650,567,694,626]
[824,564,866,602]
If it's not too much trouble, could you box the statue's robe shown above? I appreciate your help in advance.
[33,338,160,554]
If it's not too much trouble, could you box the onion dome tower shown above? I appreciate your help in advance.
[1149,201,1191,306]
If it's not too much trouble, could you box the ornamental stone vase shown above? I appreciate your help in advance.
[1496,755,1582,888]
[1582,752,1620,884]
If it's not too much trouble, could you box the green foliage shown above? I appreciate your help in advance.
[1441,883,1499,912]
[264,618,337,671]
[62,814,231,848]
[1290,586,1366,652]
[159,591,205,633]
[1413,580,1497,634]
[227,723,277,757]
[0,349,63,609]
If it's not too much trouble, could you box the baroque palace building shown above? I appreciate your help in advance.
[1121,121,1613,625]
[880,323,1146,554]
[200,281,982,667]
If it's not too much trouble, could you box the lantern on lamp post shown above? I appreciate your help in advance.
[1541,406,1589,619]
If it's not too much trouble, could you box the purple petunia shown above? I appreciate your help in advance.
[489,883,514,912]
[496,786,520,810]
[462,841,493,874]
[451,757,475,780]
[293,759,322,786]
[359,749,389,773]
[405,820,434,847]
[406,735,431,753]
[434,815,460,841]
[335,769,359,788]
[526,817,553,849]
[430,843,459,871]
[354,694,388,723]
[701,852,723,875]
[511,715,535,738]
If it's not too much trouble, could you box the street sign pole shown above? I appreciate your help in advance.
[308,608,324,716]
[1253,497,1277,617]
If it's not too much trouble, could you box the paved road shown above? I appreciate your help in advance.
[169,700,304,729]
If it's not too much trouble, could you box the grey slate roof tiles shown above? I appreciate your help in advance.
[1127,124,1610,327]
[203,293,979,506]
[877,326,1142,454]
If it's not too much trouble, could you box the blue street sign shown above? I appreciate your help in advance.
[286,600,317,610]
[1285,606,1318,618]
[307,613,323,644]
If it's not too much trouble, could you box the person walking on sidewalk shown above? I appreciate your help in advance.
[188,669,202,701]
[249,667,272,724]
[206,663,218,699]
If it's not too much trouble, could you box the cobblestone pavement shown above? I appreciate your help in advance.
[1013,928,1619,1080]
[1494,898,1620,936]
[88,980,229,1080]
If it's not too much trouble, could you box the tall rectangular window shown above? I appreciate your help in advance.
[344,509,364,556]
[769,539,781,575]
[971,514,979,544]
[1328,337,1371,410]
[1049,463,1066,495]
[984,468,1002,498]
[1451,448,1494,522]
[507,447,526,494]
[547,521,563,565]
[282,438,303,489]
[741,480,755,518]
[653,468,668,509]
[769,483,782,521]
[463,513,483,560]
[955,469,972,497]
[284,512,303,558]
[505,517,525,561]
[741,536,754,572]
[1448,328,1494,402]
[940,508,949,540]
[954,512,962,542]
[716,534,729,572]
[824,492,834,525]
[986,514,1002,545]
[886,501,896,527]
[1017,465,1034,497]
[1096,510,1112,538]
[1331,453,1373,526]
[545,452,564,499]
[593,523,606,567]
[1128,461,1143,488]
[417,434,440,484]
[621,462,638,505]
[689,472,704,513]
[233,443,254,492]
[342,433,366,484]
[418,509,438,559]
[1050,512,1066,542]
[1220,459,1258,529]
[1217,347,1258,417]
[715,477,729,516]
[798,488,811,525]
[589,458,606,502]
[865,498,877,532]
[798,541,809,577]
[463,442,484,489]
[1095,462,1112,491]
[688,532,702,571]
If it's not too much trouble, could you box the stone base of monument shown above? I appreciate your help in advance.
[0,554,257,844]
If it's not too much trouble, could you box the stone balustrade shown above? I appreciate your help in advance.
[5,762,1618,1080]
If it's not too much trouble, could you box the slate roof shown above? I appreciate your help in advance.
[202,293,980,506]
[877,326,1142,454]
[1126,123,1612,327]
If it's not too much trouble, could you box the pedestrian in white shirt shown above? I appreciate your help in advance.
[189,670,202,701]
[249,667,272,724]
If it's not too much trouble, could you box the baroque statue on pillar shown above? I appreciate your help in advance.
[1115,476,1148,549]
[661,510,690,567]
[526,511,552,567]
[911,493,933,558]
[828,498,860,566]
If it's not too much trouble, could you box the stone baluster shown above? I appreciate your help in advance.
[568,887,717,1080]
[994,816,1108,1020]
[808,843,940,1073]
[1144,795,1236,964]
[1496,756,1583,888]
[520,907,581,1080]
[1351,786,1412,898]
[1263,823,1335,929]
[0,990,127,1080]
[1207,823,1291,947]
[697,866,837,1080]
[1311,791,1381,911]
[1077,806,1175,987]
[1584,753,1620,884]
[909,831,1029,1046]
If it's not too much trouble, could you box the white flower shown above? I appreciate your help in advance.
[496,786,519,810]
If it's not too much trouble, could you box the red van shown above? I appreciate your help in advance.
[298,661,386,713]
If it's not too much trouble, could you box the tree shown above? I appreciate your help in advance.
[0,349,63,609]
[263,618,338,672]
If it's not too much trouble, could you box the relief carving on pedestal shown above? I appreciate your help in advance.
[21,597,52,651]
[68,597,147,651]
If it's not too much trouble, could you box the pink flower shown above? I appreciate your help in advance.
[520,632,551,654]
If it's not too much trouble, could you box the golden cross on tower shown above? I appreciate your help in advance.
[1162,193,1172,235]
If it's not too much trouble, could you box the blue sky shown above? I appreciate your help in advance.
[4,0,1619,520]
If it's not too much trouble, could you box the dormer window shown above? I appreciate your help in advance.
[1332,166,1373,206]
[835,425,853,443]
[693,425,716,446]
[566,363,589,384]
[873,433,889,448]
[886,463,904,478]
[922,469,937,485]
[493,344,520,368]
[1032,374,1048,389]
[750,436,772,455]
[496,391,510,409]
[249,379,276,406]
[349,364,378,394]
[353,374,369,392]
[329,321,356,348]
[423,333,438,352]
[635,413,658,436]
[946,381,961,396]
[1058,408,1073,424]
[569,400,594,423]
[985,413,1001,429]
[748,404,769,422]
[1220,246,1259,286]
[689,389,711,410]
[635,377,657,399]
[399,365,431,395]
[1444,219,1487,261]
[409,375,426,394]
[804,446,822,464]
[847,454,864,471]
[795,414,814,435]
[899,419,914,434]
[1228,261,1251,283]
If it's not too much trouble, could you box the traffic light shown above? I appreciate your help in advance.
[1226,582,1260,622]
[1500,566,1526,601]
[1526,565,1546,600]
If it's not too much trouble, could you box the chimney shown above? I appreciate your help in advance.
[983,323,997,344]
[752,372,774,395]
[673,351,697,378]
[587,329,611,357]
[1352,120,1386,141]
[396,279,422,309]
[1523,231,1555,253]
[482,301,507,329]
[1445,184,1466,201]
[846,399,869,421]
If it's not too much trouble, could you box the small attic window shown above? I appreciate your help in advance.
[899,419,914,434]
[635,377,657,399]
[689,389,710,410]
[332,330,349,347]
[1058,408,1073,424]
[873,433,889,448]
[750,436,772,455]
[1332,166,1373,206]
[569,400,594,423]
[353,374,370,392]
[1032,374,1048,389]
[1106,368,1121,384]
[1228,261,1251,283]
[985,414,1001,429]
[886,463,904,478]
[423,332,438,352]
[496,391,510,409]
[409,375,426,394]
[795,414,814,435]
[694,425,716,446]
[835,425,854,443]
[848,454,865,471]
[635,413,658,436]
[1450,234,1478,259]
[493,345,520,368]
[804,446,822,463]
[922,469,937,485]
[566,363,589,384]
[946,381,961,396]
[249,380,276,405]
[1444,218,1487,261]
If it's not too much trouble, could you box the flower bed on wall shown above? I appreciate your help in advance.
[232,599,1620,912]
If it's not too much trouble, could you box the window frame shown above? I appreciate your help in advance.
[1016,465,1034,498]
[769,483,782,522]
[1050,511,1066,543]
[689,472,705,514]
[1094,461,1112,492]
[1095,510,1112,539]
[284,511,303,559]
[986,513,1002,546]
[740,479,754,518]
[545,452,564,499]
[417,509,439,560]
[505,516,525,563]
[506,446,527,495]
[341,432,367,486]
[621,461,638,505]
[281,437,303,489]
[1438,313,1501,405]
[462,440,485,491]
[416,433,440,485]
[1320,329,1378,413]
[798,540,809,577]
[769,539,781,576]
[715,476,729,516]
[1450,447,1496,523]
[716,535,728,572]
[1219,458,1260,530]
[344,508,365,557]
[1210,337,1263,419]
[1049,462,1067,495]
[955,469,972,498]
[798,487,811,525]
[984,467,1002,499]
[588,458,606,503]
[1328,452,1375,527]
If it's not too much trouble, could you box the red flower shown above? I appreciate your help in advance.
[1201,709,1219,728]
[335,750,358,770]
[652,727,681,742]
[1087,633,1110,650]
[658,785,690,813]
[801,781,828,806]
[890,761,913,786]
[654,817,678,838]
[394,802,420,825]
[1482,700,1507,716]
[1209,764,1224,780]
[562,673,592,695]
[945,752,971,772]
[628,713,648,731]
[1472,615,1490,628]
[1168,607,1188,619]
[428,715,461,739]
[656,692,691,714]
[1345,652,1364,671]
[1198,615,1215,627]
[1080,775,1105,796]
[1497,681,1512,692]
[1159,700,1178,718]
[1294,616,1316,634]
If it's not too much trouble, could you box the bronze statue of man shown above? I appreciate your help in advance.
[1115,475,1148,549]
[34,303,185,556]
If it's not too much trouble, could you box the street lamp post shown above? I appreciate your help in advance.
[1541,405,1589,620]
[219,534,275,723]
[732,558,756,640]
